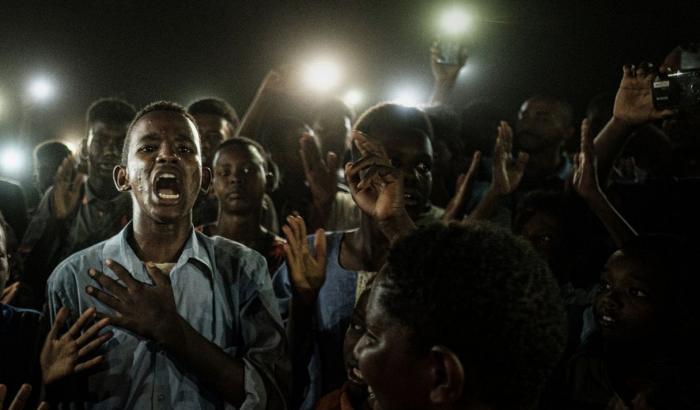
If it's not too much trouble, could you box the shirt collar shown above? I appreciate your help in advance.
[102,222,213,281]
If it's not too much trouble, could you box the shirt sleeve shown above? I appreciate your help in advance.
[238,250,291,410]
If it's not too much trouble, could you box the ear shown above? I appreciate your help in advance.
[113,165,131,192]
[200,166,213,194]
[428,345,466,406]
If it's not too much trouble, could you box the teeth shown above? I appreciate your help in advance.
[160,173,176,179]
[157,193,180,200]
[353,368,363,379]
[602,315,615,323]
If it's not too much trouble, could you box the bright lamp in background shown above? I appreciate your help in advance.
[27,75,56,103]
[343,89,364,108]
[390,87,424,107]
[0,147,26,174]
[439,6,474,36]
[303,58,342,92]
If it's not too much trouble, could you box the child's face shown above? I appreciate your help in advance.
[378,131,434,220]
[0,227,8,295]
[594,251,664,343]
[343,288,371,388]
[212,144,267,215]
[518,211,563,265]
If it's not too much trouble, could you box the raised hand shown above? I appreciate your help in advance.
[51,155,83,220]
[572,119,601,201]
[41,307,112,385]
[431,41,468,83]
[299,133,338,209]
[491,121,529,195]
[613,63,675,126]
[85,259,181,346]
[0,385,49,410]
[345,131,405,222]
[442,151,480,223]
[282,215,327,306]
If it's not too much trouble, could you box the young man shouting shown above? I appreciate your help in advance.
[47,101,289,409]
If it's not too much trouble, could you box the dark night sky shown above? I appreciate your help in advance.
[0,0,696,154]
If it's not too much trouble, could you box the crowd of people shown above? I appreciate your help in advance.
[1,42,699,410]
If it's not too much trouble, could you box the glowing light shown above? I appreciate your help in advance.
[439,7,474,36]
[390,87,424,107]
[28,76,56,103]
[303,59,342,92]
[343,89,364,107]
[1,147,26,174]
[63,139,80,154]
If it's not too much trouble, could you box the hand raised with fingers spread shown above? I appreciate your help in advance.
[299,133,338,209]
[85,259,181,346]
[282,215,327,306]
[41,307,112,385]
[51,155,83,220]
[345,131,405,222]
[442,151,481,223]
[613,62,675,126]
[0,384,49,410]
[491,121,529,195]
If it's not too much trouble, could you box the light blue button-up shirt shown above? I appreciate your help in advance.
[47,223,290,409]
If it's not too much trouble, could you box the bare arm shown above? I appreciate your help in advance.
[236,70,285,138]
[469,121,528,221]
[430,43,468,105]
[574,119,637,248]
[594,63,674,184]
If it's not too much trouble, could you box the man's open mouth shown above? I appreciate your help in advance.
[155,173,181,200]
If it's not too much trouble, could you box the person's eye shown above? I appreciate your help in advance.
[138,144,157,153]
[217,169,230,177]
[600,280,613,292]
[416,162,431,174]
[178,145,195,154]
[352,323,364,332]
[242,166,253,175]
[390,158,401,168]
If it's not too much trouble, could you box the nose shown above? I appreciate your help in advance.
[156,143,179,164]
[352,333,369,365]
[600,288,622,310]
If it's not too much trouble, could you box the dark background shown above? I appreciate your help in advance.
[0,0,695,162]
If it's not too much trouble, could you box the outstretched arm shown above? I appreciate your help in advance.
[573,119,637,248]
[430,42,468,105]
[594,63,674,184]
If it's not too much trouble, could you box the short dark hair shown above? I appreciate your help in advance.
[380,222,566,409]
[354,102,433,142]
[312,97,355,122]
[187,98,239,127]
[86,98,136,127]
[526,94,573,127]
[122,101,198,165]
[34,140,71,164]
[214,137,280,191]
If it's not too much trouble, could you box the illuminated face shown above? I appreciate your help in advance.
[191,113,235,169]
[87,121,129,182]
[117,110,206,224]
[594,251,662,343]
[378,131,434,220]
[212,143,267,215]
[354,279,432,410]
[516,99,568,153]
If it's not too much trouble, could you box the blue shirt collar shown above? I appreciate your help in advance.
[102,222,213,281]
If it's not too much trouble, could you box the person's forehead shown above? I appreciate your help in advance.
[606,251,656,283]
[382,132,433,156]
[192,113,228,129]
[89,120,129,137]
[131,111,198,141]
[215,144,265,166]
